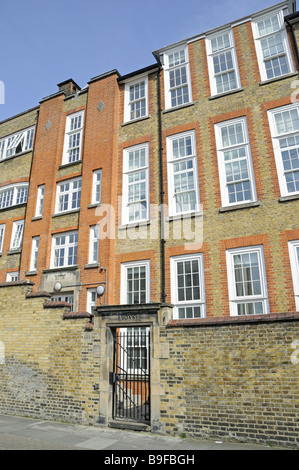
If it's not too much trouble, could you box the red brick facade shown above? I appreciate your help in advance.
[0,1,298,321]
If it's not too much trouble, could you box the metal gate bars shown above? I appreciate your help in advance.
[110,327,150,423]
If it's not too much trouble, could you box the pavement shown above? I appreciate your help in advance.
[0,413,291,452]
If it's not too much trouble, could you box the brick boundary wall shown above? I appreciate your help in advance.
[160,314,299,448]
[0,283,298,447]
[0,281,99,424]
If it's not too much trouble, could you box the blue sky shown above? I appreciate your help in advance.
[0,0,290,121]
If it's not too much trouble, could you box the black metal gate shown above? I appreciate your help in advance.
[110,327,150,423]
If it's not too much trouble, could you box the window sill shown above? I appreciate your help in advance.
[7,249,22,255]
[59,160,82,170]
[88,203,101,209]
[52,209,80,218]
[163,102,195,114]
[166,210,202,221]
[25,270,37,276]
[84,263,100,269]
[278,194,299,203]
[121,116,150,126]
[32,215,43,221]
[43,266,78,273]
[219,201,260,213]
[209,87,244,100]
[118,220,150,230]
[259,72,298,86]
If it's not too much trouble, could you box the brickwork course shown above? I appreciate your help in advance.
[0,0,299,449]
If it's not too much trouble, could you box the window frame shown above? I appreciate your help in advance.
[163,45,192,110]
[30,236,40,272]
[119,326,150,374]
[120,260,150,305]
[35,184,45,217]
[0,224,5,253]
[92,169,102,205]
[87,288,97,314]
[226,245,269,316]
[251,8,294,82]
[89,225,99,265]
[6,271,19,282]
[50,230,78,269]
[170,253,206,319]
[124,75,149,123]
[0,183,29,210]
[122,143,150,225]
[0,126,35,161]
[288,240,299,311]
[214,117,257,207]
[267,103,299,197]
[55,177,82,214]
[166,130,200,216]
[206,29,241,96]
[62,110,84,165]
[10,219,25,251]
[51,293,74,311]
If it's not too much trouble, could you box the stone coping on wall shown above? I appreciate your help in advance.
[26,291,51,298]
[168,311,299,327]
[0,280,34,287]
[63,311,91,319]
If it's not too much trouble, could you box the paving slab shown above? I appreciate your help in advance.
[0,413,290,451]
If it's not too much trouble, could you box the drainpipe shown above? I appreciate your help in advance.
[156,63,167,304]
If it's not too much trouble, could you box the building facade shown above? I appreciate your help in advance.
[1,0,299,444]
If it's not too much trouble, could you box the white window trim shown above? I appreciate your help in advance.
[166,130,200,216]
[89,225,99,264]
[122,143,150,225]
[206,29,241,96]
[30,236,40,272]
[55,177,82,214]
[0,183,29,210]
[50,230,78,269]
[288,240,299,311]
[62,111,84,165]
[92,169,102,205]
[163,45,192,110]
[0,126,35,161]
[87,288,97,314]
[119,326,150,374]
[0,224,5,253]
[251,8,294,82]
[35,184,45,217]
[226,245,269,316]
[214,117,257,207]
[6,271,19,282]
[124,75,149,123]
[120,260,150,305]
[170,253,206,319]
[10,220,24,250]
[268,103,299,197]
[51,293,74,311]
